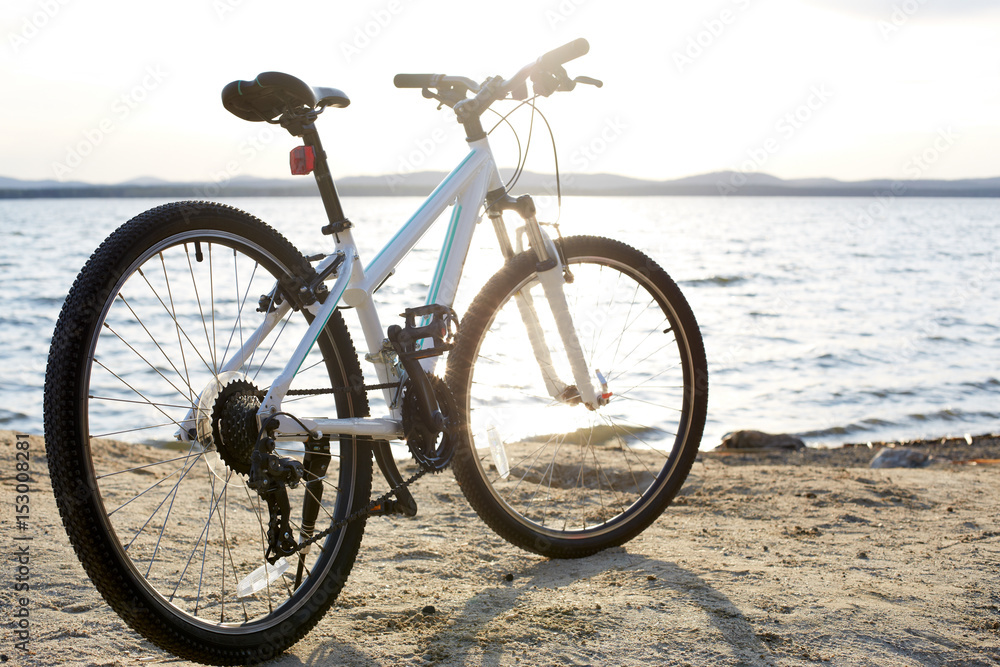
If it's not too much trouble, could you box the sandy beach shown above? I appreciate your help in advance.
[2,430,998,666]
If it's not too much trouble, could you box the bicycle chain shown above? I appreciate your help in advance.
[292,465,428,554]
[285,381,400,396]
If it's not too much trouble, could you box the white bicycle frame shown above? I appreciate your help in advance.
[181,133,599,443]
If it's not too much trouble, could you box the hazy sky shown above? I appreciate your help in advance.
[3,0,999,185]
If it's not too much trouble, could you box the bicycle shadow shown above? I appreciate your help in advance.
[449,553,773,666]
[294,548,775,666]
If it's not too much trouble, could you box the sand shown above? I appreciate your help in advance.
[1,430,998,666]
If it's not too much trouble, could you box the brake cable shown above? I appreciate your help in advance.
[483,95,563,221]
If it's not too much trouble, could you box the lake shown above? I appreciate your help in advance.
[1,194,997,448]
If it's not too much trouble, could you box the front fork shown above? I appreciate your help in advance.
[488,195,602,409]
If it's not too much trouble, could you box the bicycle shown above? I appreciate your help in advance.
[43,38,708,665]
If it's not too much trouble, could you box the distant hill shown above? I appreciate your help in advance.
[1,171,999,198]
[0,175,91,190]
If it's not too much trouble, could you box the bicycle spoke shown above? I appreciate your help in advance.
[89,394,201,411]
[194,471,218,615]
[133,268,222,382]
[91,357,194,434]
[605,333,675,386]
[171,473,225,603]
[613,393,684,412]
[603,315,672,382]
[91,420,201,440]
[609,278,641,373]
[104,448,203,517]
[185,241,217,376]
[225,255,261,380]
[251,311,293,384]
[159,253,196,408]
[585,265,619,367]
[119,448,202,555]
[111,297,198,398]
[97,451,204,480]
[600,415,654,487]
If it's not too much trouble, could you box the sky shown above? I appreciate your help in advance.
[2,0,999,185]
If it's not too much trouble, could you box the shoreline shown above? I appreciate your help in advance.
[5,429,997,458]
[703,432,1000,468]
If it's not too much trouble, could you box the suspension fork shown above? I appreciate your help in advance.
[488,194,600,409]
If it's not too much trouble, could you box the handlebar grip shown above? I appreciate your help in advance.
[538,38,589,69]
[394,73,437,89]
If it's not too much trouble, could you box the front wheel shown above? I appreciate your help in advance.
[448,235,708,558]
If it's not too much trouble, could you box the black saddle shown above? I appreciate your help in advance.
[222,71,349,122]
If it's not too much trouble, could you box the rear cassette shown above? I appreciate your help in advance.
[211,379,264,476]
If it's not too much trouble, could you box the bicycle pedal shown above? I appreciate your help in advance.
[368,497,418,518]
[389,304,458,360]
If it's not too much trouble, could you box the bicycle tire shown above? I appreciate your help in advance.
[448,235,708,558]
[43,201,372,665]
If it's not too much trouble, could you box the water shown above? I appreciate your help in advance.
[1,195,997,448]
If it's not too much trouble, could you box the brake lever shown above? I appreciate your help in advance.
[508,79,529,101]
[421,85,466,109]
[531,65,575,97]
[574,76,603,88]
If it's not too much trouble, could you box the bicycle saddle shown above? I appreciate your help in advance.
[222,71,350,122]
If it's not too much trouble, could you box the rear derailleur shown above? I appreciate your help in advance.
[246,430,307,563]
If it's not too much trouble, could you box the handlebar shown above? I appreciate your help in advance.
[393,73,439,90]
[393,73,481,92]
[394,38,594,118]
[538,37,589,71]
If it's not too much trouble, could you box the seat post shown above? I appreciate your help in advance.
[304,126,351,235]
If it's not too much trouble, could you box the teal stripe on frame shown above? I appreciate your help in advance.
[427,203,463,307]
[416,203,462,352]
[365,150,478,274]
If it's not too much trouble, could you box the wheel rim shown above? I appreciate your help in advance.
[78,229,359,630]
[463,254,697,539]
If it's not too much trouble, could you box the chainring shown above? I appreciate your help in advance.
[401,375,460,473]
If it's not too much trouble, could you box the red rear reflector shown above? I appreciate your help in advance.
[290,145,315,175]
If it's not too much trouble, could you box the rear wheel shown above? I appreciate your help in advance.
[448,235,707,558]
[44,202,372,664]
